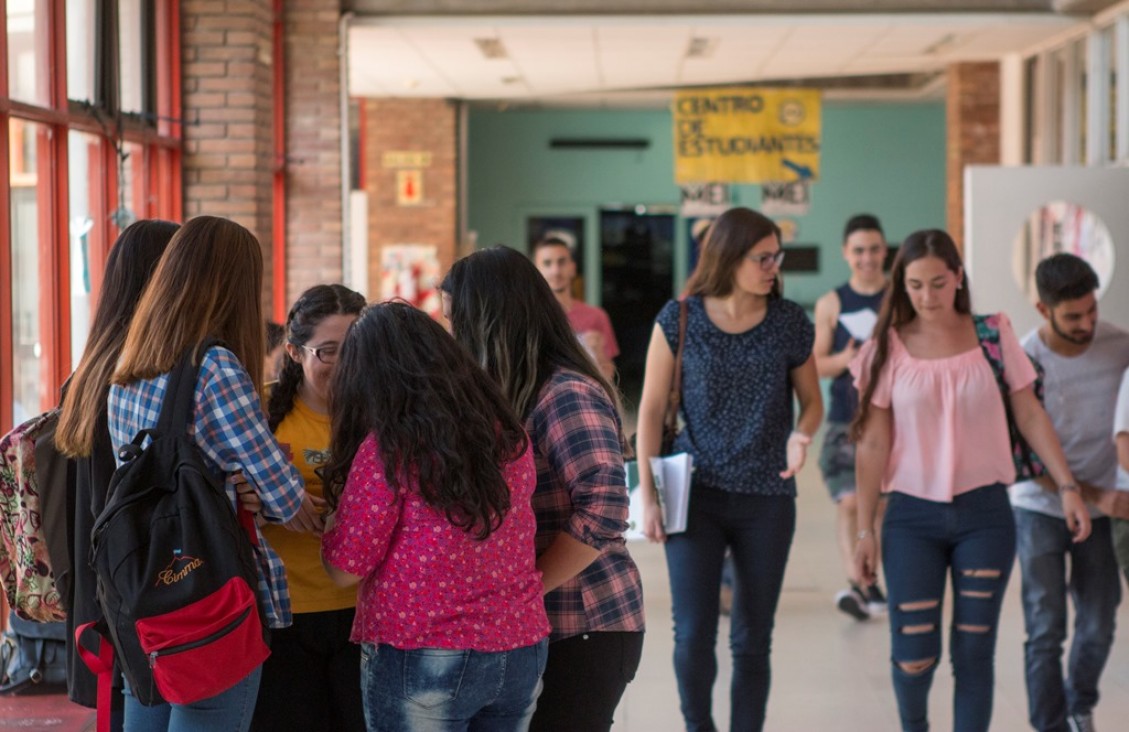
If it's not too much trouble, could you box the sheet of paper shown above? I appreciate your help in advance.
[839,309,878,343]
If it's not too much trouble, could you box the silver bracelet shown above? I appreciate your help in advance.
[1058,483,1080,495]
[856,529,873,541]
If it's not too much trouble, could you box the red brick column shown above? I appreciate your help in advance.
[181,0,275,310]
[362,98,459,296]
[946,61,1000,252]
[284,0,343,304]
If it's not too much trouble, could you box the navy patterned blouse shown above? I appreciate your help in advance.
[656,296,815,496]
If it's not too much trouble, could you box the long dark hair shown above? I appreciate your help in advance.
[56,220,180,457]
[267,284,366,431]
[440,246,619,420]
[851,229,971,441]
[684,206,783,299]
[320,302,528,540]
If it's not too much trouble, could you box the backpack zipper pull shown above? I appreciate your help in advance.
[148,651,158,670]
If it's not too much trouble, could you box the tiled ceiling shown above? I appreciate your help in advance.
[347,13,1080,104]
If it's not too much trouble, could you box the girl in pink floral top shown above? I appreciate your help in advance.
[320,302,549,732]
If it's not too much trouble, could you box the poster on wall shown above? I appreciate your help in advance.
[761,180,811,216]
[673,87,821,184]
[380,244,442,319]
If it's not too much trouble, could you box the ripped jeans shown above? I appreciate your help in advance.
[881,484,1016,732]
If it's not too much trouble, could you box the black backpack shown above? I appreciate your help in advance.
[84,341,269,707]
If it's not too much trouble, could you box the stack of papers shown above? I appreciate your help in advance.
[625,452,693,541]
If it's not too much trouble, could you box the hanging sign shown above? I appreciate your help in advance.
[760,180,811,216]
[673,87,821,184]
[679,183,730,216]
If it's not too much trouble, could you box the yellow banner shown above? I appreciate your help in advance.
[673,87,821,184]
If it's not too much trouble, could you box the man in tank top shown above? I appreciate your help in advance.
[813,214,889,621]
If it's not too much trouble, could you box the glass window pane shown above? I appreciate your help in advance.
[10,119,49,421]
[7,0,51,106]
[119,0,146,113]
[113,141,144,227]
[66,0,97,102]
[68,132,100,368]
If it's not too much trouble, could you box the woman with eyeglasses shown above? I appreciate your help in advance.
[636,206,823,732]
[252,284,368,732]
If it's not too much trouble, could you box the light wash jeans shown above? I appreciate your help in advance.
[360,639,548,732]
[123,665,261,732]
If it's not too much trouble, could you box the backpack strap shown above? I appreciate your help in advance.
[74,622,114,732]
[156,339,223,440]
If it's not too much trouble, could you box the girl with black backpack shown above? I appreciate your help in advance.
[107,216,314,732]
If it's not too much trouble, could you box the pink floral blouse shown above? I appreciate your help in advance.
[321,434,550,651]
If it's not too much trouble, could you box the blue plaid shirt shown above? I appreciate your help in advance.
[107,346,305,628]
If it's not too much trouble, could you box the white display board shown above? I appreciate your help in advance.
[964,165,1129,337]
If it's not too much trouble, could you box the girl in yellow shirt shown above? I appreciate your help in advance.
[252,284,366,732]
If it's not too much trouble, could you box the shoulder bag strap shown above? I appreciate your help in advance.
[664,299,689,433]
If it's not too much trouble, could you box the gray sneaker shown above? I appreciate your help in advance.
[1068,713,1096,732]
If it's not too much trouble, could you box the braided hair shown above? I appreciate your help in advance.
[267,284,366,431]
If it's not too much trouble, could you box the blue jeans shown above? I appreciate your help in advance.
[361,639,548,732]
[664,487,795,732]
[882,485,1015,732]
[123,665,261,732]
[1015,509,1121,732]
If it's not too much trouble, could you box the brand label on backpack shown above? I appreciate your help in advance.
[155,552,204,587]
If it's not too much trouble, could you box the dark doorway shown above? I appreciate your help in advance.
[599,208,675,411]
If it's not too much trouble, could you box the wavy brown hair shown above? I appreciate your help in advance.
[684,206,783,299]
[850,229,971,441]
[440,246,619,420]
[112,216,265,389]
[267,284,366,431]
[320,302,528,540]
[56,220,180,456]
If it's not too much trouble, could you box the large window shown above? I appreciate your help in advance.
[1,0,181,432]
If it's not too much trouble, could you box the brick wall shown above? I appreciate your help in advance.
[181,0,275,311]
[284,0,343,304]
[362,98,459,297]
[946,61,1000,251]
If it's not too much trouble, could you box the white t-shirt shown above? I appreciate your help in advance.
[1010,321,1129,517]
[1115,367,1129,492]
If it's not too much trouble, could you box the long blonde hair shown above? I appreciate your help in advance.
[56,220,180,457]
[113,216,265,390]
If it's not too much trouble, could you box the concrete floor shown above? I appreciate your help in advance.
[5,443,1129,731]
[614,456,1129,731]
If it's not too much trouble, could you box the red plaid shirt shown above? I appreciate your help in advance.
[527,369,645,641]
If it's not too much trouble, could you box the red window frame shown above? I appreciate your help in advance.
[0,0,183,432]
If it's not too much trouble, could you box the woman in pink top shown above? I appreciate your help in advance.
[850,230,1089,732]
[320,302,550,732]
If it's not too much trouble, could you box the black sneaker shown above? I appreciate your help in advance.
[835,584,870,621]
[865,584,888,616]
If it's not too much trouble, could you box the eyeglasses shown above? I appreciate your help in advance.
[299,344,340,365]
[747,250,786,271]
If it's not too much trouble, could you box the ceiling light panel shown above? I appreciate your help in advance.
[399,25,523,97]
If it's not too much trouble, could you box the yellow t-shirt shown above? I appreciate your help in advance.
[263,396,357,614]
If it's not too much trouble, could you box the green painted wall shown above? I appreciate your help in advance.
[466,101,946,307]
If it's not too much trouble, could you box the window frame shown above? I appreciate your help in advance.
[0,0,182,432]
